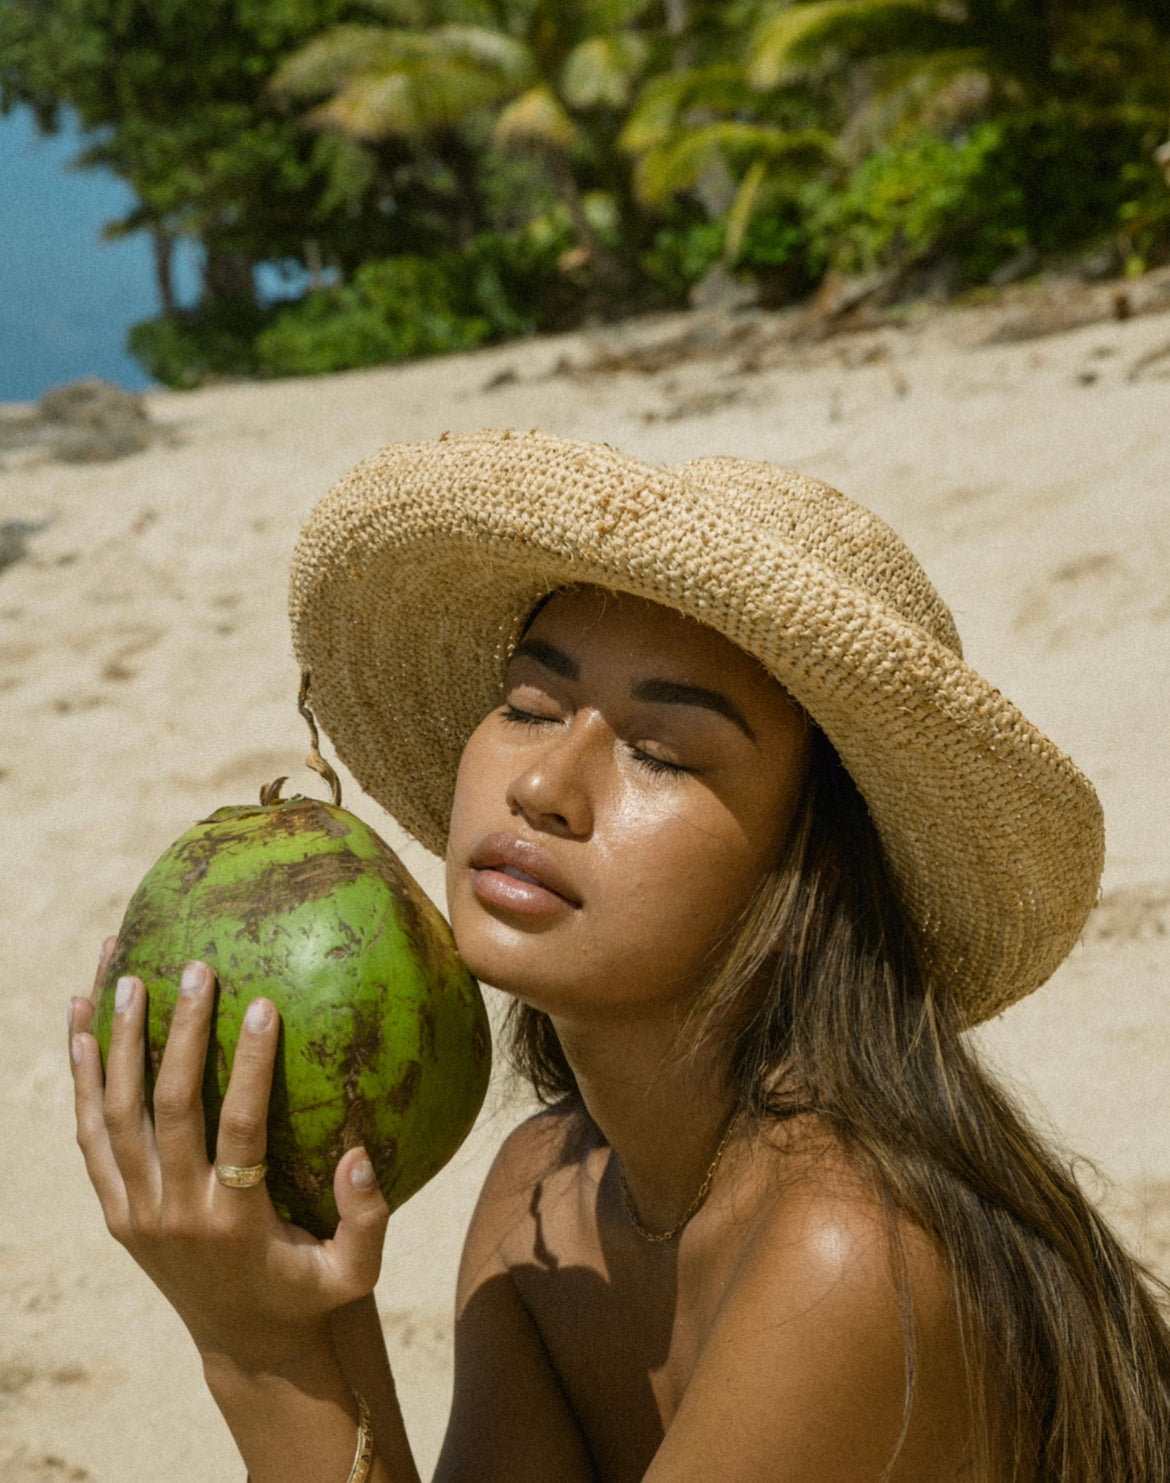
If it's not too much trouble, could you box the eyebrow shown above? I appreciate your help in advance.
[509,639,758,744]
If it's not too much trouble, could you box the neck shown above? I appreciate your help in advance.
[551,1009,737,1237]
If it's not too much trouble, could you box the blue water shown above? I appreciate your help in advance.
[0,107,309,404]
[0,108,172,401]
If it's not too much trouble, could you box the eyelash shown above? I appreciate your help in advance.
[499,704,687,777]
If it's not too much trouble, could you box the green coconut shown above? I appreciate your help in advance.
[94,784,490,1238]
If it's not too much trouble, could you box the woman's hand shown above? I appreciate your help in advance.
[68,942,392,1376]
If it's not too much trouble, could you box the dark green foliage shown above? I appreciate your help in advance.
[0,0,404,305]
[255,257,493,375]
[1004,106,1170,263]
[808,105,1170,287]
[128,218,584,385]
[641,199,814,305]
[807,124,1025,284]
[127,300,270,389]
[640,216,726,300]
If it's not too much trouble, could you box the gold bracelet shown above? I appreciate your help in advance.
[242,1391,374,1483]
[348,1392,375,1483]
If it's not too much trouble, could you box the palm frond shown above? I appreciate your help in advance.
[277,25,530,137]
[272,27,408,101]
[493,84,578,149]
[430,23,533,81]
[618,63,750,153]
[723,154,768,259]
[633,119,831,205]
[307,52,517,137]
[748,0,947,89]
[560,33,649,110]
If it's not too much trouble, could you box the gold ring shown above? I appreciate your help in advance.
[214,1159,268,1189]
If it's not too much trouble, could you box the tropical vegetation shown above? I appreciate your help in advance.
[3,0,1169,386]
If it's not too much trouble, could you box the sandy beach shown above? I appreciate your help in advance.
[2,280,1169,1480]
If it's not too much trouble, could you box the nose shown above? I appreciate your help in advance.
[506,714,600,838]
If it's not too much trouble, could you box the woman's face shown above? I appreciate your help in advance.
[445,587,811,1023]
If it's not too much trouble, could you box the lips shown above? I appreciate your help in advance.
[469,833,582,912]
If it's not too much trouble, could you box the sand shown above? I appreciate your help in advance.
[2,281,1169,1480]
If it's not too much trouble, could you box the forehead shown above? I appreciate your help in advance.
[518,585,782,697]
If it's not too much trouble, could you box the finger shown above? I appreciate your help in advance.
[91,934,118,1003]
[325,1148,390,1300]
[71,1029,131,1230]
[68,993,95,1044]
[151,962,217,1176]
[211,996,279,1185]
[100,976,158,1192]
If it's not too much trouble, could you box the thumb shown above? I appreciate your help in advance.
[329,1147,390,1294]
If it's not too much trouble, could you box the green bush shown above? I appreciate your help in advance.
[457,220,583,337]
[806,107,1170,289]
[1003,105,1170,261]
[640,216,726,301]
[807,123,1025,285]
[128,222,585,386]
[127,299,271,389]
[254,257,492,377]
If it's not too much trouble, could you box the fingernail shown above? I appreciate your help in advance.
[244,999,273,1032]
[180,962,204,995]
[115,976,134,1014]
[71,1036,83,1066]
[350,1157,376,1190]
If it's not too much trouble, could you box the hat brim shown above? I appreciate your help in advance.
[289,429,1103,1025]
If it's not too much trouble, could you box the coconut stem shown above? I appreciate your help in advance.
[298,670,343,808]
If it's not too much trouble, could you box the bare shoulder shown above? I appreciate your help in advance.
[439,1103,600,1483]
[647,1122,973,1481]
[737,1123,954,1324]
[457,1103,597,1288]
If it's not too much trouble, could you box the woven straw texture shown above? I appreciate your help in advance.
[289,428,1104,1025]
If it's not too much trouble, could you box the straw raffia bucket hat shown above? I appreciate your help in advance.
[289,427,1104,1026]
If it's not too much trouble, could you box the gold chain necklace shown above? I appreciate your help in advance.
[618,1112,740,1244]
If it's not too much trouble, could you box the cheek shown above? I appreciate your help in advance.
[605,811,770,967]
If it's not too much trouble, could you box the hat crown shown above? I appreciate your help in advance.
[676,456,962,656]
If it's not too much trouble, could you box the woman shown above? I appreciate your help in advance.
[68,430,1170,1482]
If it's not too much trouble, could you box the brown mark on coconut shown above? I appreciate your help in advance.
[417,1002,437,1061]
[340,1093,374,1151]
[386,1060,423,1114]
[195,851,373,923]
[369,1134,400,1201]
[200,798,353,841]
[362,835,444,974]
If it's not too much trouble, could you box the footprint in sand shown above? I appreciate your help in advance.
[96,624,165,683]
[1014,550,1170,647]
[0,1357,94,1480]
[1082,884,1170,946]
[0,1453,90,1482]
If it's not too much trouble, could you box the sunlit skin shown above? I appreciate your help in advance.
[445,585,813,1025]
[66,587,974,1483]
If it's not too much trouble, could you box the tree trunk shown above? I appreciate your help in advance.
[151,228,177,317]
[201,245,257,305]
[546,146,628,289]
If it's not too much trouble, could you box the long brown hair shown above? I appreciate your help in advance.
[506,730,1170,1481]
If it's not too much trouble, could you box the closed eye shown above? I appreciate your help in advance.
[505,704,687,777]
[501,702,558,727]
[630,747,686,778]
